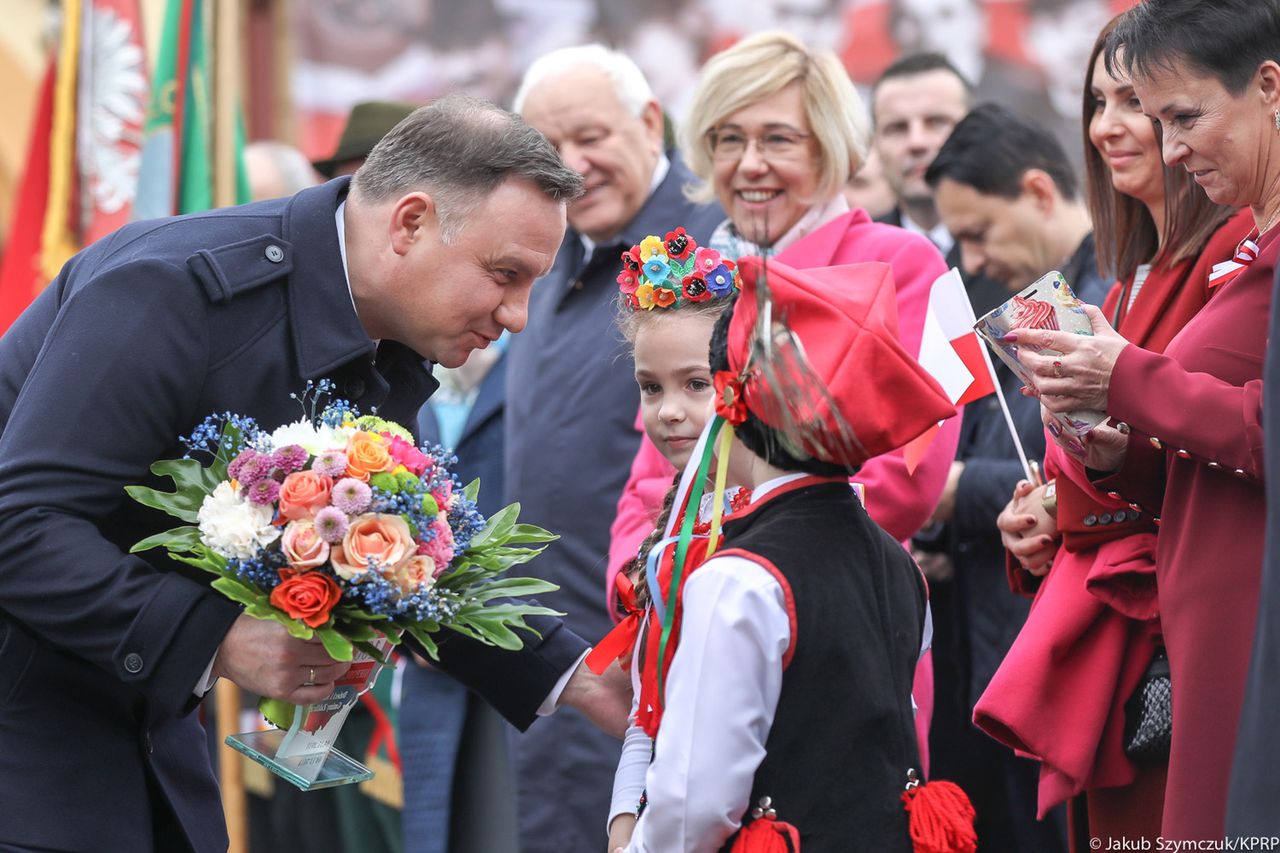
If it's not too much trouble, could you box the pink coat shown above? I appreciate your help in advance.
[605,208,962,771]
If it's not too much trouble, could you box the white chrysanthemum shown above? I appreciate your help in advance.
[268,419,346,456]
[197,482,280,560]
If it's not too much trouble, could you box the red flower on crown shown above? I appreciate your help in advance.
[664,227,694,260]
[682,272,712,302]
[714,371,748,425]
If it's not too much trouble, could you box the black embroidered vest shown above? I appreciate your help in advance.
[711,482,926,852]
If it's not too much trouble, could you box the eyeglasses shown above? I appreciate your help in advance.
[708,128,812,162]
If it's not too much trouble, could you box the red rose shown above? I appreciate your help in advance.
[270,568,342,628]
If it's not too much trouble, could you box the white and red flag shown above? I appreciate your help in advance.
[904,268,996,472]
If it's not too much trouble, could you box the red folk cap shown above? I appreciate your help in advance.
[726,257,955,468]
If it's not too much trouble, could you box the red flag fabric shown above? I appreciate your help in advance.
[0,63,56,333]
[904,269,997,472]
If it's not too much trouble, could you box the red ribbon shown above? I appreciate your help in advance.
[585,573,643,674]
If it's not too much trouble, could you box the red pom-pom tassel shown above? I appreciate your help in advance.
[731,797,800,852]
[901,774,977,853]
[731,815,800,853]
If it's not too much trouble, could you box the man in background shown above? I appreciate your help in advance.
[506,44,723,852]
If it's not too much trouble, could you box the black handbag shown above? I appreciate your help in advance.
[1123,648,1172,763]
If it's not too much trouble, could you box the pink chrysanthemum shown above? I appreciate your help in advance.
[313,506,349,544]
[331,477,372,515]
[312,450,348,479]
[272,444,308,474]
[246,478,281,506]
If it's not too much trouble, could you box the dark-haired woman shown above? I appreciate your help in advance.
[1004,0,1277,839]
[982,14,1249,849]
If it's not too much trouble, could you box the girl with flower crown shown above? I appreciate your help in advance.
[586,227,742,851]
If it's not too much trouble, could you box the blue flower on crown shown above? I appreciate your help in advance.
[643,256,672,283]
[706,264,736,297]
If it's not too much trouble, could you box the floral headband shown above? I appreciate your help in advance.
[617,227,741,311]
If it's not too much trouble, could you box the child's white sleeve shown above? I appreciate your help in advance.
[609,722,652,827]
[609,638,650,831]
[625,556,790,853]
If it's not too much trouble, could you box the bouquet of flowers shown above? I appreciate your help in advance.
[127,381,558,728]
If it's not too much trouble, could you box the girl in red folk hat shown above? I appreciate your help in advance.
[610,256,976,853]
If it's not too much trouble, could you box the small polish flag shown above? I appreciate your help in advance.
[904,268,996,472]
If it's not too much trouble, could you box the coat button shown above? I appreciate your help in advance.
[1083,515,1098,527]
[1149,436,1163,450]
[1176,449,1191,459]
[265,244,285,263]
[345,378,365,399]
[1107,491,1121,500]
[1208,461,1222,470]
[124,653,144,674]
[1152,516,1161,527]
[144,731,154,754]
[1114,421,1131,434]
[572,280,584,290]
[1129,502,1142,511]
[1234,468,1248,478]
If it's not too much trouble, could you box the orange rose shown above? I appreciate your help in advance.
[281,520,330,570]
[270,568,342,628]
[344,432,395,482]
[278,470,334,521]
[394,555,437,594]
[330,513,415,580]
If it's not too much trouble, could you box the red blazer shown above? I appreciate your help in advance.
[977,210,1253,816]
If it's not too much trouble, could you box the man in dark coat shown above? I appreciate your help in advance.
[0,95,625,853]
[505,45,724,852]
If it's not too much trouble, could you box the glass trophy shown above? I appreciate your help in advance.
[225,640,389,791]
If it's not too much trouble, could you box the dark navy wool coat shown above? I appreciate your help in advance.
[0,178,584,852]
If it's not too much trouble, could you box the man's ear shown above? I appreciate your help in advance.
[1020,169,1058,216]
[640,99,666,153]
[388,191,438,256]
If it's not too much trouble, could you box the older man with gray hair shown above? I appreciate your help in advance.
[503,45,723,852]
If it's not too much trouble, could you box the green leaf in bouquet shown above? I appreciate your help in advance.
[258,697,298,731]
[468,503,519,548]
[352,639,392,665]
[461,616,525,651]
[333,605,391,622]
[211,576,269,608]
[169,549,230,576]
[315,625,354,662]
[507,523,560,544]
[404,624,440,661]
[462,477,481,503]
[125,456,223,524]
[337,620,382,643]
[467,577,560,603]
[129,525,202,554]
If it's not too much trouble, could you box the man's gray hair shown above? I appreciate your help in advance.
[351,94,583,241]
[513,44,654,117]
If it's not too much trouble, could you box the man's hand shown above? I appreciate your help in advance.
[213,614,351,705]
[997,480,1059,576]
[912,549,955,584]
[558,658,632,739]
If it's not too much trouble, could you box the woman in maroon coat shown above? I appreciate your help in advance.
[1005,0,1279,839]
